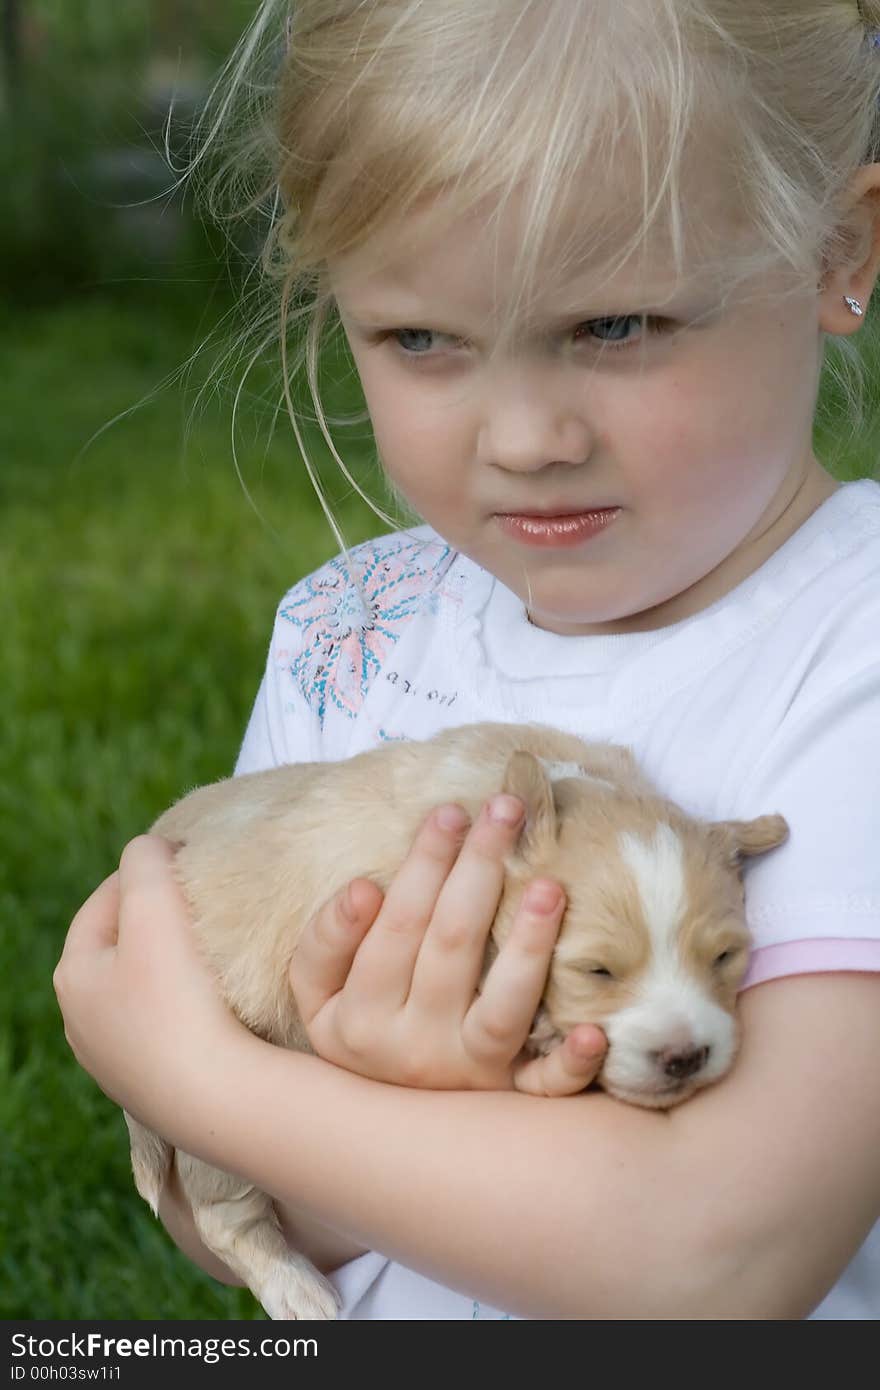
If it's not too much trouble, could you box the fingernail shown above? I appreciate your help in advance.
[435,804,469,833]
[525,880,562,912]
[571,1027,606,1059]
[489,794,524,826]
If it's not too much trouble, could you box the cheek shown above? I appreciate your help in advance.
[611,391,790,573]
[360,381,469,498]
[347,350,411,450]
[622,315,813,508]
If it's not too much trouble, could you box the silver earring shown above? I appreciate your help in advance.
[844,296,865,317]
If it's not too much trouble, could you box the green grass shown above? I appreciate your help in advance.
[2,281,877,1320]
[0,282,385,1319]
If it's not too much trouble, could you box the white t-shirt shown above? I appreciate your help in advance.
[235,477,880,1320]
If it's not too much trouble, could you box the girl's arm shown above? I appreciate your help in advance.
[154,976,880,1319]
[56,840,880,1319]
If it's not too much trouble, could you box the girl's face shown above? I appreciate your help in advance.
[330,194,837,636]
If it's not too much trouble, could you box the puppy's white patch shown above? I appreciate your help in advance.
[539,759,616,792]
[618,822,687,954]
[604,823,737,1102]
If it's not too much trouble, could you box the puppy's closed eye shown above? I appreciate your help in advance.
[713,947,744,969]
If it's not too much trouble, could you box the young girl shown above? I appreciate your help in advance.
[55,0,880,1318]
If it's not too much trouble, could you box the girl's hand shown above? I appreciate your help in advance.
[291,796,607,1097]
[53,836,248,1126]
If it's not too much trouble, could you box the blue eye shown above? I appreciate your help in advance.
[392,327,459,355]
[386,315,673,361]
[573,315,674,350]
[579,316,639,343]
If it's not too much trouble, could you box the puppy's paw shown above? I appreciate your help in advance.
[259,1264,340,1321]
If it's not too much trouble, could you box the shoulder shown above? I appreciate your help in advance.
[271,525,457,728]
[796,477,880,644]
[278,524,456,628]
[734,480,880,818]
[724,486,880,975]
[751,479,880,686]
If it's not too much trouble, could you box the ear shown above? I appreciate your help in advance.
[818,162,880,334]
[502,751,558,848]
[708,814,789,870]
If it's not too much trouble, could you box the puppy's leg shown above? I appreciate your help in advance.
[125,1113,173,1217]
[176,1154,340,1321]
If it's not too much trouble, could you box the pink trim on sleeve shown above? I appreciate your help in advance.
[741,938,880,990]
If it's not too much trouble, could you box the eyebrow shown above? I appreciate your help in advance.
[341,297,693,333]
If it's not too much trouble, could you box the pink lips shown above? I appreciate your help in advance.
[496,508,621,548]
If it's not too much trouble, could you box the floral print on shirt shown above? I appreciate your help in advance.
[279,532,453,726]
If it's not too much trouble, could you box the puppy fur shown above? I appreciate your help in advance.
[126,721,787,1319]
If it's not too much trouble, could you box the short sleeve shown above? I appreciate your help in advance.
[734,662,880,987]
[233,527,456,778]
[233,601,324,776]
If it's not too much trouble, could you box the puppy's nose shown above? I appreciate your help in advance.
[654,1045,710,1082]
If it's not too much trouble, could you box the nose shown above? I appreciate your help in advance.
[652,1045,711,1082]
[476,364,593,473]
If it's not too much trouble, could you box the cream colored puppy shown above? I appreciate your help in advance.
[126,721,787,1320]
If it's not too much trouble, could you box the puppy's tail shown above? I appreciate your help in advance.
[124,1112,174,1217]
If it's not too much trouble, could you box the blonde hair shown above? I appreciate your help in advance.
[187,0,880,557]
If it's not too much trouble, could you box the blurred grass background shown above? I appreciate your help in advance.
[0,0,385,1320]
[1,0,878,1322]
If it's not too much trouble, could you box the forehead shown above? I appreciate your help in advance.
[333,240,700,325]
[328,144,751,325]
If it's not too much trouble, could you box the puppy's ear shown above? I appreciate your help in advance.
[708,814,789,870]
[502,751,558,847]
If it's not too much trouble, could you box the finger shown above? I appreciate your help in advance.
[117,833,180,907]
[59,837,182,967]
[291,877,384,1024]
[462,877,565,1059]
[340,804,471,1010]
[114,836,212,991]
[513,1025,608,1098]
[58,870,121,963]
[408,795,527,1015]
[54,871,121,1026]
